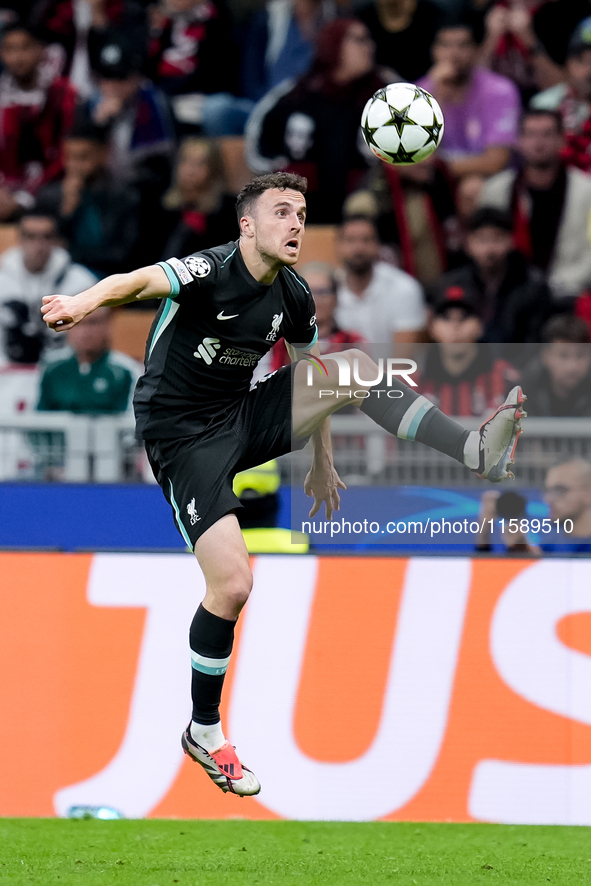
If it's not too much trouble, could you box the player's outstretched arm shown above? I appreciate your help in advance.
[41,265,172,332]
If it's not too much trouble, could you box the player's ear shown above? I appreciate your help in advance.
[240,214,255,239]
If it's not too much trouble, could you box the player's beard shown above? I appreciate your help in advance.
[255,231,296,269]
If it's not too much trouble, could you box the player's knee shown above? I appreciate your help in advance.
[216,562,253,611]
[326,348,378,390]
[225,576,252,610]
[344,348,376,379]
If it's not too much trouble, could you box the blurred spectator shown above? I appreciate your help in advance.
[159,137,237,259]
[0,363,40,413]
[480,108,591,300]
[419,19,520,179]
[476,489,542,554]
[530,18,591,174]
[532,0,591,70]
[344,156,458,286]
[448,172,485,263]
[81,38,176,265]
[0,21,77,219]
[245,19,389,223]
[544,459,591,538]
[37,307,140,413]
[0,210,96,366]
[84,38,175,184]
[357,0,443,82]
[270,260,364,370]
[30,0,148,100]
[479,0,562,103]
[242,0,336,102]
[429,207,551,343]
[335,215,426,346]
[455,173,484,222]
[520,314,591,416]
[421,288,519,416]
[148,0,252,135]
[36,121,140,277]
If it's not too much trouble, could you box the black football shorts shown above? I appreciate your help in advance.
[145,365,308,548]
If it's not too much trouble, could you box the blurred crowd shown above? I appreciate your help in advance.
[0,0,591,421]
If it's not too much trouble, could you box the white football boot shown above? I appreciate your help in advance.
[181,725,261,796]
[475,386,527,482]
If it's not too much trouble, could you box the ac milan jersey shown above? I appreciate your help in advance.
[134,241,318,439]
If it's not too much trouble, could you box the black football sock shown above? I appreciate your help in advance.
[189,603,235,725]
[360,384,469,464]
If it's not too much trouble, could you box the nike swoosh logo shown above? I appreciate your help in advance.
[217,311,239,320]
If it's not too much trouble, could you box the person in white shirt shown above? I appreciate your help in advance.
[335,214,426,348]
[0,211,97,366]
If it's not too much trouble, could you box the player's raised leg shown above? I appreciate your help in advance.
[181,513,260,796]
[292,349,526,481]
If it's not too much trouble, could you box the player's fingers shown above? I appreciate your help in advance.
[308,498,321,518]
[337,478,347,490]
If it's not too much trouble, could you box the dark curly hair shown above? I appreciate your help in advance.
[236,173,307,221]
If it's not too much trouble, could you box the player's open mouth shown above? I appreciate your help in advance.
[285,240,299,252]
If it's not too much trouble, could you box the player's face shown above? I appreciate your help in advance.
[249,188,307,266]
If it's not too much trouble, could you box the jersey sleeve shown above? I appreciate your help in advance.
[156,248,225,299]
[282,269,318,349]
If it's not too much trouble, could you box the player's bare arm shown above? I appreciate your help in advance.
[305,419,347,520]
[288,340,346,519]
[41,264,172,331]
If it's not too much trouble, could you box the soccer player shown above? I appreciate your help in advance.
[41,172,526,797]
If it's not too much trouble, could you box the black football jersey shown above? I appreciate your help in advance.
[134,241,318,439]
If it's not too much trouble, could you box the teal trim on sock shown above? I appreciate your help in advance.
[191,650,231,675]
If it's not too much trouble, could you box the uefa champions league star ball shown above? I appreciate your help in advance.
[361,82,444,166]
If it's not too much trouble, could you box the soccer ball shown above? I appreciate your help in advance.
[361,82,444,166]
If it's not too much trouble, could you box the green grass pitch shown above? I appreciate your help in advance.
[1,819,590,885]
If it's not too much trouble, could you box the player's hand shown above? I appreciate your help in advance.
[41,294,86,331]
[304,463,347,521]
